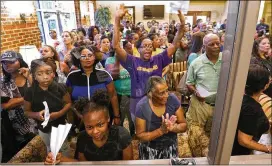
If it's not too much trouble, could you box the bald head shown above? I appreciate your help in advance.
[203,33,221,58]
[203,33,220,46]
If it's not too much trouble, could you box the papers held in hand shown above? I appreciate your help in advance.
[50,123,72,161]
[196,85,217,98]
[169,1,190,14]
[41,101,50,128]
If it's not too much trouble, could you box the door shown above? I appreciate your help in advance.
[185,11,211,25]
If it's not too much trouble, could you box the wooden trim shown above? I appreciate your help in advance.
[74,0,81,28]
[125,6,136,24]
[185,11,211,25]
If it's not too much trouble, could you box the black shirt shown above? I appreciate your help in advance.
[232,95,269,156]
[24,81,67,133]
[76,126,132,161]
[18,80,28,97]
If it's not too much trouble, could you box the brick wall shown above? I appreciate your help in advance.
[1,1,41,54]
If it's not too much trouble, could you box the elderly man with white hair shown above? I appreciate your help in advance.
[185,33,222,157]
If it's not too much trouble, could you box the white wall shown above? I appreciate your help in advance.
[96,1,227,26]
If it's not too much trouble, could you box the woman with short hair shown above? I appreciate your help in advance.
[135,76,187,159]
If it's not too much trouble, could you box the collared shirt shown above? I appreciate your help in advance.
[186,52,222,103]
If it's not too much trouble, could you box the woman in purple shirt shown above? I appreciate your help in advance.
[112,4,186,123]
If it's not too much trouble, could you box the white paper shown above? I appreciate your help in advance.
[169,1,190,14]
[50,123,72,161]
[50,126,58,160]
[41,101,50,128]
[196,85,217,98]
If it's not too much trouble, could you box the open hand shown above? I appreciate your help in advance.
[163,113,177,132]
[115,4,128,19]
[44,152,61,165]
[161,114,169,134]
[177,10,185,26]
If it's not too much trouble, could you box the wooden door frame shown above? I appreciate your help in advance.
[125,6,136,24]
[185,11,211,25]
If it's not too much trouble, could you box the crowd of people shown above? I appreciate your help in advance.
[1,4,271,164]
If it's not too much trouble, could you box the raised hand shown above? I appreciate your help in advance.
[115,4,128,19]
[177,10,185,26]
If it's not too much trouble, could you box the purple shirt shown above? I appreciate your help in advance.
[120,50,171,98]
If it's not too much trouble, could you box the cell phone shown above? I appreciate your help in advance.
[170,158,196,165]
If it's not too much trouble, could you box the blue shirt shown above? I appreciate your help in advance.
[135,93,180,150]
[187,52,201,68]
[66,69,112,101]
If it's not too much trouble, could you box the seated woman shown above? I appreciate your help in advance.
[44,90,133,164]
[135,76,187,159]
[232,64,271,155]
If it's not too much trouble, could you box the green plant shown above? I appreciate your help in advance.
[94,6,111,28]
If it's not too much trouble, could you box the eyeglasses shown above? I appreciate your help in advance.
[80,54,94,60]
[141,44,153,49]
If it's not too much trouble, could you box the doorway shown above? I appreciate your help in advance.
[185,11,211,25]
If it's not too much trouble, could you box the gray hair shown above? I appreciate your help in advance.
[145,76,166,96]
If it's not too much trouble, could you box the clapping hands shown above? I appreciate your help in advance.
[161,113,177,133]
